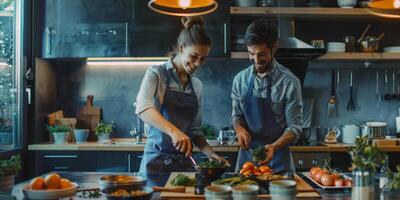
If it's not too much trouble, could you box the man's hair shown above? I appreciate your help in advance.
[244,19,278,48]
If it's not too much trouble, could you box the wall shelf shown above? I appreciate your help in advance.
[230,7,379,19]
[231,52,400,61]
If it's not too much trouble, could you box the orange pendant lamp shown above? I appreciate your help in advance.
[367,0,400,19]
[148,0,218,16]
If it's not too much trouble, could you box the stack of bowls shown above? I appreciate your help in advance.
[205,185,232,200]
[269,180,297,200]
[232,185,259,200]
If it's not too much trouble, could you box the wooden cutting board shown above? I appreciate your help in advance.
[76,95,101,141]
[160,172,319,199]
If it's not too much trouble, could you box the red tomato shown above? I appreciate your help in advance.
[343,179,352,187]
[310,167,321,178]
[321,174,335,186]
[334,179,344,187]
[314,170,328,183]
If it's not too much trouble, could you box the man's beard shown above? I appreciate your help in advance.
[251,60,273,73]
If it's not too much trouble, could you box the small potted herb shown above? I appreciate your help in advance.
[382,165,400,198]
[349,136,385,200]
[202,124,217,146]
[47,125,70,144]
[95,121,114,143]
[0,154,21,193]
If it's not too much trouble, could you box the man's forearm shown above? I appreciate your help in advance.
[272,131,296,150]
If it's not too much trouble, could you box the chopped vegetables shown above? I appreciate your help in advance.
[252,146,266,162]
[213,176,257,186]
[198,160,228,168]
[110,189,147,197]
[77,189,101,198]
[170,173,195,186]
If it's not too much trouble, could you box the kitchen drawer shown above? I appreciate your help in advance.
[35,151,97,175]
[292,152,330,171]
[193,152,238,172]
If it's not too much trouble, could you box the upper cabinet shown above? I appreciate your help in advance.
[39,0,232,58]
[41,0,133,58]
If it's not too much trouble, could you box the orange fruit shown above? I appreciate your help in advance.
[45,173,61,189]
[30,177,46,190]
[242,162,255,171]
[259,165,272,174]
[60,178,72,189]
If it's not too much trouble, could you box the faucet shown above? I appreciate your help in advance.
[132,102,143,144]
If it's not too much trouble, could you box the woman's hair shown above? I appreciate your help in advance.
[245,19,278,48]
[169,16,212,56]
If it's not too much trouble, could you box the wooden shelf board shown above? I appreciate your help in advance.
[230,7,376,18]
[231,52,400,60]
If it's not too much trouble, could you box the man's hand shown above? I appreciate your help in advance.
[236,129,251,149]
[260,144,276,165]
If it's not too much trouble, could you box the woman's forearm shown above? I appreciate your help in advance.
[139,107,179,137]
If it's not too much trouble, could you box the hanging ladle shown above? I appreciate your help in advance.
[384,70,392,101]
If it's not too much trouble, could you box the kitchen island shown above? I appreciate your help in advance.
[12,172,398,200]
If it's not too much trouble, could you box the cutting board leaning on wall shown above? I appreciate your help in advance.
[76,95,101,141]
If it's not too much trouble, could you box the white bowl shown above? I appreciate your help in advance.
[383,46,400,53]
[22,182,78,200]
[327,42,346,52]
[207,139,219,146]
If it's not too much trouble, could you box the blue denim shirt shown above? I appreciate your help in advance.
[231,60,303,142]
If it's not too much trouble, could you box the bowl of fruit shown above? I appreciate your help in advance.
[22,173,78,200]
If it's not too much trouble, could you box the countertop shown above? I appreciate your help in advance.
[12,171,397,200]
[28,139,400,152]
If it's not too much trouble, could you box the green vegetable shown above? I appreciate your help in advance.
[170,173,195,186]
[252,146,266,162]
[78,189,101,198]
[349,136,385,172]
[198,160,227,168]
[213,176,257,186]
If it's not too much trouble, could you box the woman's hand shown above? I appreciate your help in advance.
[171,130,193,157]
[209,153,230,167]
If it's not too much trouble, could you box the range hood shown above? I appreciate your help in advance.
[274,19,326,86]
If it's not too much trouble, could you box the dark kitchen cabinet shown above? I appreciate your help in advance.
[96,152,130,172]
[40,0,132,58]
[129,152,144,173]
[132,0,232,57]
[39,0,231,58]
[34,151,97,175]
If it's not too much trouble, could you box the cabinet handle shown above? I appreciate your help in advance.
[128,154,131,173]
[44,155,78,158]
[138,156,143,159]
[223,23,227,55]
[53,166,69,170]
[45,27,52,56]
[125,22,129,55]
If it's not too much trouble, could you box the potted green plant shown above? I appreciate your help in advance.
[382,165,400,199]
[349,136,385,200]
[0,154,21,193]
[95,121,114,143]
[47,125,70,144]
[202,124,217,146]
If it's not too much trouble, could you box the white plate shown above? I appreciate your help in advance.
[383,46,400,53]
[22,182,78,200]
[301,172,351,190]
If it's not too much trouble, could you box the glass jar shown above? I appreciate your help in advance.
[258,0,274,7]
[352,170,375,200]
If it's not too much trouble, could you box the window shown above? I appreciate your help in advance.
[0,0,22,150]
